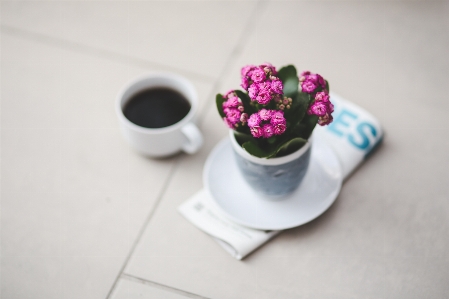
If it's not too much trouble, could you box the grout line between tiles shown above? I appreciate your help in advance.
[120,273,211,299]
[105,157,181,299]
[105,55,218,298]
[0,25,215,84]
[106,0,266,297]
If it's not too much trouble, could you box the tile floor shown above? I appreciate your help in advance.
[1,1,449,298]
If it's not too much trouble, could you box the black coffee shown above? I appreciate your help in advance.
[123,87,191,128]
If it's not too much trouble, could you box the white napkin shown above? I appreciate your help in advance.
[178,93,383,260]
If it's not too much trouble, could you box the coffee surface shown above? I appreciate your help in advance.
[124,87,191,128]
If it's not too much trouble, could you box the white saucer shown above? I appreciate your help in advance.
[203,136,343,230]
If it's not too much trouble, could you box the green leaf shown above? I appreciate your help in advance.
[216,94,226,118]
[234,90,250,103]
[278,65,299,98]
[325,80,330,91]
[235,124,251,135]
[271,137,307,158]
[242,140,271,158]
[283,77,299,98]
[233,131,252,145]
[277,65,298,82]
[267,136,277,144]
[286,91,310,128]
[300,114,318,140]
[234,89,259,115]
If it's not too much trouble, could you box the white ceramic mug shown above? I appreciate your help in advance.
[116,73,203,157]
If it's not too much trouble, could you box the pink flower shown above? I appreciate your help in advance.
[241,65,256,78]
[247,113,261,127]
[315,92,333,111]
[240,113,248,123]
[259,109,272,121]
[300,71,327,92]
[327,102,334,113]
[262,124,274,138]
[250,126,264,138]
[257,81,272,92]
[318,76,326,89]
[315,91,330,102]
[225,108,241,124]
[308,101,328,117]
[318,113,333,126]
[224,90,235,98]
[273,94,282,103]
[248,84,259,100]
[256,90,272,105]
[300,70,311,77]
[223,117,234,129]
[241,77,250,90]
[307,74,326,89]
[225,96,240,108]
[271,79,283,94]
[251,68,266,83]
[247,109,287,138]
[260,63,277,75]
[273,123,286,135]
[301,80,317,93]
[270,110,286,125]
[307,91,334,126]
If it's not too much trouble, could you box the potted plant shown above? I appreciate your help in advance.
[216,63,334,198]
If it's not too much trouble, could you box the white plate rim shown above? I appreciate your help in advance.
[203,136,343,230]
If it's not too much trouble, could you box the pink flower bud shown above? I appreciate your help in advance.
[241,77,250,90]
[308,101,328,117]
[259,109,272,121]
[259,63,277,75]
[248,113,261,127]
[240,113,248,123]
[318,113,333,126]
[315,91,330,102]
[300,71,311,77]
[301,80,317,93]
[223,117,234,129]
[248,84,259,100]
[250,126,264,138]
[271,110,286,125]
[225,108,241,124]
[271,79,283,94]
[262,124,274,138]
[256,91,272,105]
[224,90,236,99]
[241,65,255,78]
[273,123,286,135]
[251,68,266,83]
[226,96,240,108]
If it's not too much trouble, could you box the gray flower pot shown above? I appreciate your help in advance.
[230,131,312,199]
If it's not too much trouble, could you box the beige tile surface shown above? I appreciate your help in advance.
[1,1,257,78]
[1,129,63,192]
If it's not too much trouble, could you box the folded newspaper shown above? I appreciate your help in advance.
[179,93,383,260]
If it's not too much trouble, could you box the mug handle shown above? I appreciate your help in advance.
[181,122,203,154]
